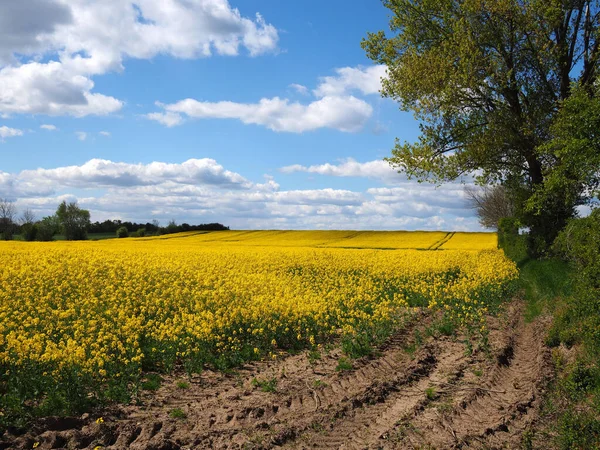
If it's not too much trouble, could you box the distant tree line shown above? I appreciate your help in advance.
[0,198,229,241]
[90,219,229,235]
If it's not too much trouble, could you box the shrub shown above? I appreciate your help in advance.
[36,216,59,241]
[552,209,600,356]
[116,227,129,238]
[497,217,527,263]
[21,223,38,242]
[136,227,146,237]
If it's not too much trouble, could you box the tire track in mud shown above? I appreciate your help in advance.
[2,303,551,450]
[2,312,432,450]
[384,302,552,449]
[284,340,469,449]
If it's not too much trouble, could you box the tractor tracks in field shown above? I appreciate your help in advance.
[2,303,552,450]
[428,232,456,250]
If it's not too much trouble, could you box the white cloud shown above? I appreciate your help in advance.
[147,63,387,133]
[18,158,252,191]
[314,65,387,98]
[99,131,111,137]
[145,111,184,127]
[40,124,58,131]
[289,83,309,95]
[281,158,401,182]
[75,131,87,141]
[0,126,23,139]
[0,61,124,117]
[0,0,279,117]
[150,96,373,132]
[2,157,483,231]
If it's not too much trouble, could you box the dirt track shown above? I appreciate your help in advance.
[2,302,552,449]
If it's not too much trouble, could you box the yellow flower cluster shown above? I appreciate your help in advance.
[0,231,516,419]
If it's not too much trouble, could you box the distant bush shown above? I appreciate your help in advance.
[36,216,59,242]
[116,227,129,238]
[136,227,146,237]
[21,223,38,242]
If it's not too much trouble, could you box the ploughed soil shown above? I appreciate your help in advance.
[2,301,553,449]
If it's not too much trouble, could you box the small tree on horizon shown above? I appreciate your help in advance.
[56,201,91,241]
[0,198,17,240]
[20,209,37,241]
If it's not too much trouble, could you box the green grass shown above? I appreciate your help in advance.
[169,408,186,419]
[251,377,277,393]
[141,373,162,391]
[518,258,572,322]
[176,380,190,390]
[335,357,353,372]
[502,235,572,322]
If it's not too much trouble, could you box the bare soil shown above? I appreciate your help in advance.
[1,302,552,449]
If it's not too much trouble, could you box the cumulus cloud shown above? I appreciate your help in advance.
[148,96,373,132]
[281,158,401,182]
[2,157,482,231]
[0,126,23,139]
[99,131,111,137]
[40,124,58,131]
[17,158,252,191]
[0,0,279,117]
[0,61,124,117]
[314,65,387,98]
[147,63,387,132]
[0,0,73,64]
[75,131,87,141]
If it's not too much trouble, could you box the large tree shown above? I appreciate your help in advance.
[363,0,600,254]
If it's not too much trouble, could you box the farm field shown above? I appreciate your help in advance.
[1,230,553,449]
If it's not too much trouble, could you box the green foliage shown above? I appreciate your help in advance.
[497,217,521,254]
[176,380,190,390]
[56,201,91,241]
[557,409,600,450]
[426,315,456,338]
[36,215,59,241]
[336,357,353,372]
[251,377,277,393]
[363,0,600,254]
[169,408,186,419]
[425,387,437,401]
[165,220,178,234]
[307,348,322,365]
[141,373,162,391]
[116,226,129,238]
[551,209,600,355]
[136,227,146,237]
[21,223,38,242]
[500,209,600,448]
[532,84,600,213]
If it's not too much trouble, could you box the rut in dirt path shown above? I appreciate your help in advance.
[284,339,469,449]
[279,301,551,450]
[386,304,552,449]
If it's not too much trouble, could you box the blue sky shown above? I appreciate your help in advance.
[0,0,481,230]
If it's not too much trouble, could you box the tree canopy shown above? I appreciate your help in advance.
[56,201,91,241]
[363,0,600,254]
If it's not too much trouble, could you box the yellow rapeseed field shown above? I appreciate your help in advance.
[0,230,515,422]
